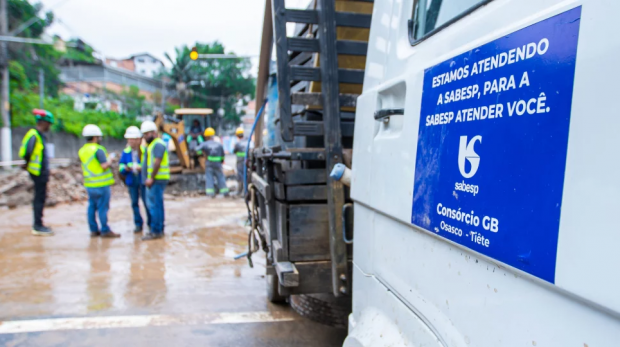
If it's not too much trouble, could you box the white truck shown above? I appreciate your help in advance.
[345,0,620,346]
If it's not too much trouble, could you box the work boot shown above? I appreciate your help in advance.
[101,231,121,238]
[133,226,143,233]
[90,231,101,237]
[141,233,163,241]
[32,225,54,236]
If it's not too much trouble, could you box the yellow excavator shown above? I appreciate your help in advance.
[154,108,213,173]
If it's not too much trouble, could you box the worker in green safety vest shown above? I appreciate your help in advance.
[197,127,229,198]
[78,124,120,238]
[187,120,204,168]
[19,109,54,236]
[140,120,170,241]
[233,127,249,196]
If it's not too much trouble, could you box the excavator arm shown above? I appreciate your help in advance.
[154,114,191,172]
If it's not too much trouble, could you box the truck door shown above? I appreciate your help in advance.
[349,0,620,346]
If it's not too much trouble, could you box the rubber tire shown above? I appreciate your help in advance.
[266,273,287,303]
[290,293,351,329]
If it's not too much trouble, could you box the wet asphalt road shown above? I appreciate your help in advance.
[0,196,346,346]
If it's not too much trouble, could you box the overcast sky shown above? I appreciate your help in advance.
[39,0,311,75]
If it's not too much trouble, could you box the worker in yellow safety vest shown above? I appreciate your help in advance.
[19,109,54,236]
[78,124,120,238]
[232,127,249,196]
[197,127,229,198]
[140,120,170,241]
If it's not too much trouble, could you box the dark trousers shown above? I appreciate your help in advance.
[205,162,229,196]
[30,174,48,227]
[236,161,245,193]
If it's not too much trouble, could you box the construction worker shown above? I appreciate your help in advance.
[79,124,120,238]
[19,109,54,236]
[197,127,229,198]
[189,119,203,136]
[186,120,204,168]
[232,127,248,195]
[119,126,150,234]
[140,120,170,241]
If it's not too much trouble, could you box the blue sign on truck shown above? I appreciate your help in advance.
[411,7,582,283]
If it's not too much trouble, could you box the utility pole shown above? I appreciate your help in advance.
[38,68,44,109]
[0,0,11,162]
[161,78,165,115]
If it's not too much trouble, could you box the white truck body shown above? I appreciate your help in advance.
[346,0,620,346]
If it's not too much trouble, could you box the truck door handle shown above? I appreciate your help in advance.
[374,108,404,121]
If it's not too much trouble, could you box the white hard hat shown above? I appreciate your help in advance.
[82,124,103,137]
[140,120,158,134]
[124,126,142,139]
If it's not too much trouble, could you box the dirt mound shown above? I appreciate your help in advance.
[0,160,126,208]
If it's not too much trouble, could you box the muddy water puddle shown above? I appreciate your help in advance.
[0,196,266,319]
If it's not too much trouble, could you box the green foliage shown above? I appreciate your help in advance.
[8,0,62,96]
[164,41,255,126]
[119,85,146,118]
[8,61,30,91]
[10,91,139,139]
[165,102,179,115]
[62,39,97,64]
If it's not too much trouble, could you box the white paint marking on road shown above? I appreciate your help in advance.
[0,311,296,335]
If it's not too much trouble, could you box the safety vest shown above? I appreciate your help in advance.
[187,135,204,143]
[146,138,170,180]
[78,143,115,188]
[236,152,246,158]
[19,129,44,176]
[119,145,146,172]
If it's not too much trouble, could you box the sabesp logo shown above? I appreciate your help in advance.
[458,135,482,178]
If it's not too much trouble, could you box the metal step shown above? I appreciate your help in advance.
[287,185,328,201]
[284,9,319,24]
[293,121,355,137]
[335,12,372,28]
[275,261,300,287]
[290,66,321,81]
[284,9,371,29]
[288,37,319,53]
[291,92,359,108]
[336,40,368,56]
[289,67,364,84]
[288,38,367,56]
[338,68,365,84]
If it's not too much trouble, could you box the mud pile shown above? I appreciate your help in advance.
[0,160,126,208]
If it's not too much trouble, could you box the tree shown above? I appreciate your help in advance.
[164,46,194,108]
[7,0,62,96]
[164,41,255,128]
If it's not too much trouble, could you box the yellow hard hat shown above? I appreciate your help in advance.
[235,127,244,136]
[204,127,216,137]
